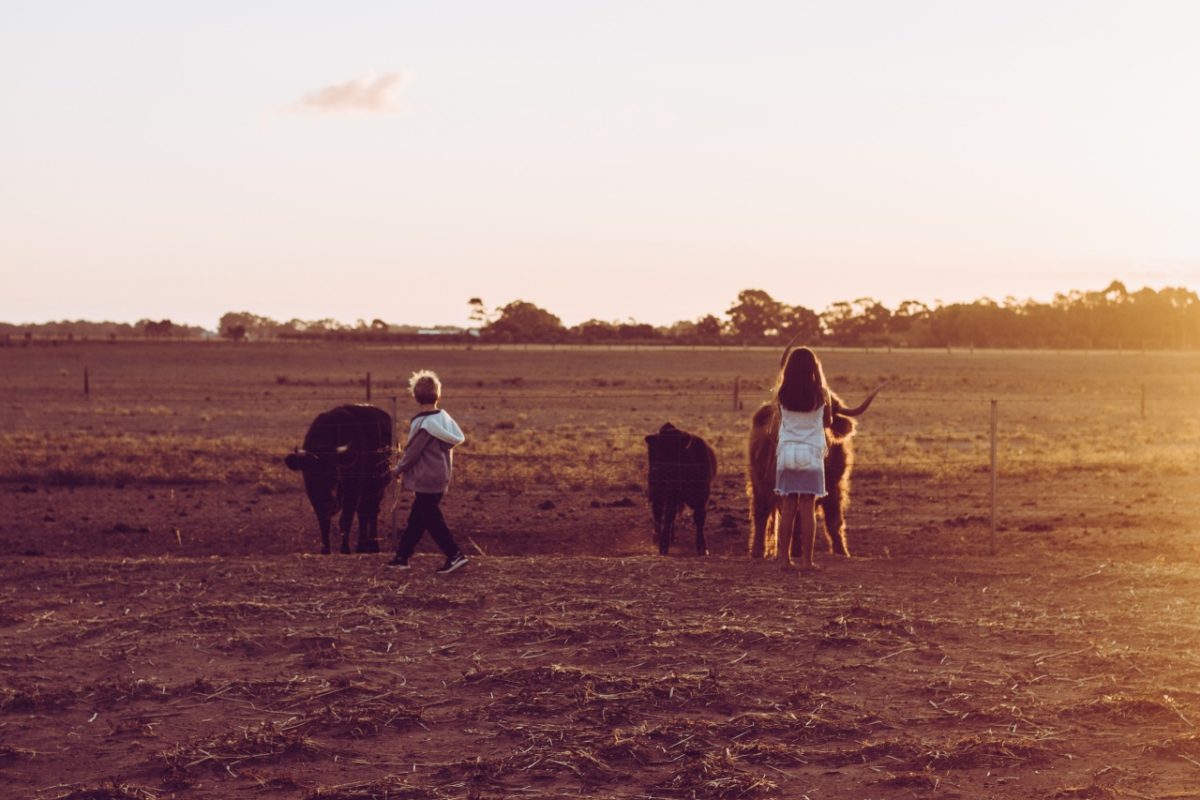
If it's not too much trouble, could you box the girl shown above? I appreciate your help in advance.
[774,347,832,571]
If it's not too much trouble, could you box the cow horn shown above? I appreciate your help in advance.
[335,444,350,454]
[779,334,803,368]
[839,383,886,417]
[294,447,308,456]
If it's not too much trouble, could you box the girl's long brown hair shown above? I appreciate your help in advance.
[776,346,828,412]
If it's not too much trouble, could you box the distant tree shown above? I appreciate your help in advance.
[853,298,892,337]
[140,319,174,338]
[370,319,389,332]
[694,314,723,342]
[890,300,930,334]
[482,300,564,342]
[1105,280,1129,299]
[219,311,278,341]
[821,298,891,344]
[727,289,785,340]
[617,321,658,340]
[663,319,697,340]
[573,319,619,342]
[778,305,821,343]
[306,318,346,333]
[467,297,492,328]
[820,302,854,342]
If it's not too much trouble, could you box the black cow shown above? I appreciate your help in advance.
[284,404,393,555]
[645,422,718,556]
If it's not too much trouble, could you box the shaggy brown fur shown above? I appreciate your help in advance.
[747,391,873,558]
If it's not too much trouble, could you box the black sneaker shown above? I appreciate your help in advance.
[387,555,410,569]
[436,553,468,574]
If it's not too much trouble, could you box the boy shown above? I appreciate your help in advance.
[388,370,469,574]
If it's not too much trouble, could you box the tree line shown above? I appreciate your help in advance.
[4,280,1197,349]
[210,281,1198,349]
[469,282,1199,349]
[0,319,209,344]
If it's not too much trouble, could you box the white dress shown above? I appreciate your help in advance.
[774,404,827,497]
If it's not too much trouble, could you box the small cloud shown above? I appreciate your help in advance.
[294,72,407,113]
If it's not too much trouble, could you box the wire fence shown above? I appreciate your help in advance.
[5,355,1198,556]
[3,411,1130,543]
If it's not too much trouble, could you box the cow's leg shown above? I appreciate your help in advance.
[660,498,680,556]
[823,447,852,556]
[355,510,380,553]
[691,498,708,555]
[750,486,772,558]
[821,488,850,556]
[361,514,380,553]
[337,504,353,554]
[650,491,666,553]
[316,512,333,555]
[355,495,382,554]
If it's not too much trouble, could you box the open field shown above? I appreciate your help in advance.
[2,342,1199,799]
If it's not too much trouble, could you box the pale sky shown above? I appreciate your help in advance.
[3,1,1198,329]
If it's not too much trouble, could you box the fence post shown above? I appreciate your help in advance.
[366,372,372,402]
[733,376,740,411]
[84,367,90,399]
[989,399,998,556]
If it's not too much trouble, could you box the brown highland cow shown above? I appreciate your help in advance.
[748,344,883,558]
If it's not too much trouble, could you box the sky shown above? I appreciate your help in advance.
[3,1,1199,329]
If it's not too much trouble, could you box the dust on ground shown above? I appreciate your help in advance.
[3,344,1200,798]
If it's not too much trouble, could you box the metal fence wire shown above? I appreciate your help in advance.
[6,361,1197,553]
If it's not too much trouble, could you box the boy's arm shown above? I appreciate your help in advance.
[395,429,434,474]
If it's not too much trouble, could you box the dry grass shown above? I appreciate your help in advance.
[2,345,1200,798]
[158,721,329,774]
[46,785,161,800]
[0,431,287,488]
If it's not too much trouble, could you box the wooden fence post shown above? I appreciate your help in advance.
[84,367,90,399]
[366,372,372,402]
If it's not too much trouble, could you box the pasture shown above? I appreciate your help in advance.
[2,342,1199,799]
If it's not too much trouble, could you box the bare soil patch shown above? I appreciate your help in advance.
[2,343,1199,798]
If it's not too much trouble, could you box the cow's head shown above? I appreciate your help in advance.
[285,445,349,518]
[645,422,696,463]
[284,449,314,471]
[283,444,349,472]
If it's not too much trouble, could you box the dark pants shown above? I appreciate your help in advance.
[396,492,460,560]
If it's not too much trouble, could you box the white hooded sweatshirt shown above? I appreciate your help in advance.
[394,409,465,493]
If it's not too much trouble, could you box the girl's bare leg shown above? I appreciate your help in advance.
[777,494,798,569]
[797,494,819,570]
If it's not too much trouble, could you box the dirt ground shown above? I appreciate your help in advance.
[2,343,1199,799]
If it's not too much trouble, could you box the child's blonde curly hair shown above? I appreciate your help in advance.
[408,369,442,404]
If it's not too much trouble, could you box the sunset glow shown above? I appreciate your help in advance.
[3,2,1198,328]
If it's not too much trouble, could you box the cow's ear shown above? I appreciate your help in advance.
[284,454,302,471]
